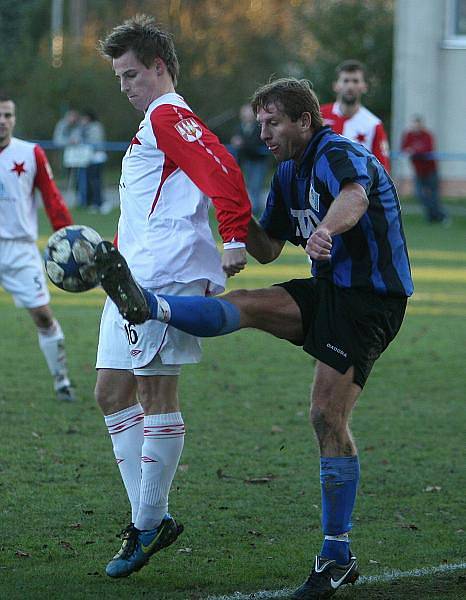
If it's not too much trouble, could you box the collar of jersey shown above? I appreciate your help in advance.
[296,125,332,176]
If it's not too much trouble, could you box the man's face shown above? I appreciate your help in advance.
[333,69,367,105]
[257,102,310,163]
[113,49,160,112]
[0,101,16,147]
[411,118,424,132]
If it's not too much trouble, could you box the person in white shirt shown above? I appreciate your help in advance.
[320,59,390,172]
[0,93,75,401]
[95,15,251,578]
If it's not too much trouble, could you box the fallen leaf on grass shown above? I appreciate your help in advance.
[424,485,442,492]
[31,431,41,438]
[216,468,235,479]
[59,540,75,551]
[401,523,419,531]
[15,550,30,558]
[369,559,379,564]
[271,425,283,433]
[244,474,277,484]
[177,547,192,553]
[178,464,189,472]
[248,530,262,537]
[69,523,81,529]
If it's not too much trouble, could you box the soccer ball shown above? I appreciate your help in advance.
[44,225,102,292]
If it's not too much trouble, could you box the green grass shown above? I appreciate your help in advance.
[0,207,465,599]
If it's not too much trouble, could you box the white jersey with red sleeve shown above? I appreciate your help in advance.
[0,137,73,242]
[320,102,391,172]
[117,93,251,293]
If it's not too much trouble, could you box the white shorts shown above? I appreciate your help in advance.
[0,239,50,308]
[96,279,208,373]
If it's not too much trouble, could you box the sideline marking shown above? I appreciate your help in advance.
[206,562,466,600]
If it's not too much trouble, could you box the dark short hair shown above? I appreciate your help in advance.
[335,59,366,78]
[99,14,180,86]
[250,78,323,128]
[0,92,14,104]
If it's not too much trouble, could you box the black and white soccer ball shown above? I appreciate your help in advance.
[44,225,102,292]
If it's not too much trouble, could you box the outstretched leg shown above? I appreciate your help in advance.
[95,241,303,341]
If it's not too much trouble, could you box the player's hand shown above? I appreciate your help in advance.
[306,227,332,261]
[222,247,247,277]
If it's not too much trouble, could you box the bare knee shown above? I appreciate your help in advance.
[95,369,137,415]
[223,289,256,326]
[310,403,337,439]
[29,305,54,329]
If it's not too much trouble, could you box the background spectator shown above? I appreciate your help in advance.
[77,109,107,212]
[321,59,391,172]
[231,104,269,216]
[52,108,85,204]
[401,115,449,224]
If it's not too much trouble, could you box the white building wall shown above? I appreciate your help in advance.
[392,0,466,190]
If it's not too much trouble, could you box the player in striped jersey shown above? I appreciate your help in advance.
[97,77,413,598]
[0,93,75,402]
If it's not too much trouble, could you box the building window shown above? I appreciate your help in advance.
[455,0,466,34]
[444,0,466,48]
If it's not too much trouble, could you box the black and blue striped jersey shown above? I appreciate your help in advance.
[260,126,413,297]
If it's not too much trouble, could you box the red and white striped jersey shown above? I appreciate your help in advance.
[0,137,73,241]
[320,102,390,172]
[117,93,251,293]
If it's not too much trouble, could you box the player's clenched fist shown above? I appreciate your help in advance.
[222,247,247,277]
[305,227,332,261]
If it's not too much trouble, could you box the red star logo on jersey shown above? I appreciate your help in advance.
[356,132,367,143]
[11,161,27,176]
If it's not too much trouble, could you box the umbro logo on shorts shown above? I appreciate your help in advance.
[130,349,142,357]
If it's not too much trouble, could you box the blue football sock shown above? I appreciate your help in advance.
[142,290,241,337]
[319,455,360,565]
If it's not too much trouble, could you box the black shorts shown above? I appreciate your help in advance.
[276,278,407,388]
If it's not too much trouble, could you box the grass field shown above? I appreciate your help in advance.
[0,205,465,599]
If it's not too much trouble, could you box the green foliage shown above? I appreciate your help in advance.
[303,0,394,125]
[1,1,394,144]
[0,205,465,598]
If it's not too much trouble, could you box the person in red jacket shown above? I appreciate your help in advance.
[321,59,390,172]
[401,115,448,224]
[0,93,75,401]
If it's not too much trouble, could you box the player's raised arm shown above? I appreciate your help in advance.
[306,183,369,260]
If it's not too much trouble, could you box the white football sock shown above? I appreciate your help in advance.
[37,319,70,389]
[105,403,145,523]
[135,412,185,531]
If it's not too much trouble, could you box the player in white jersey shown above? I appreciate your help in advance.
[320,59,390,172]
[95,15,251,578]
[0,93,75,402]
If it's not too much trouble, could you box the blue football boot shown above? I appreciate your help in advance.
[105,514,184,578]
